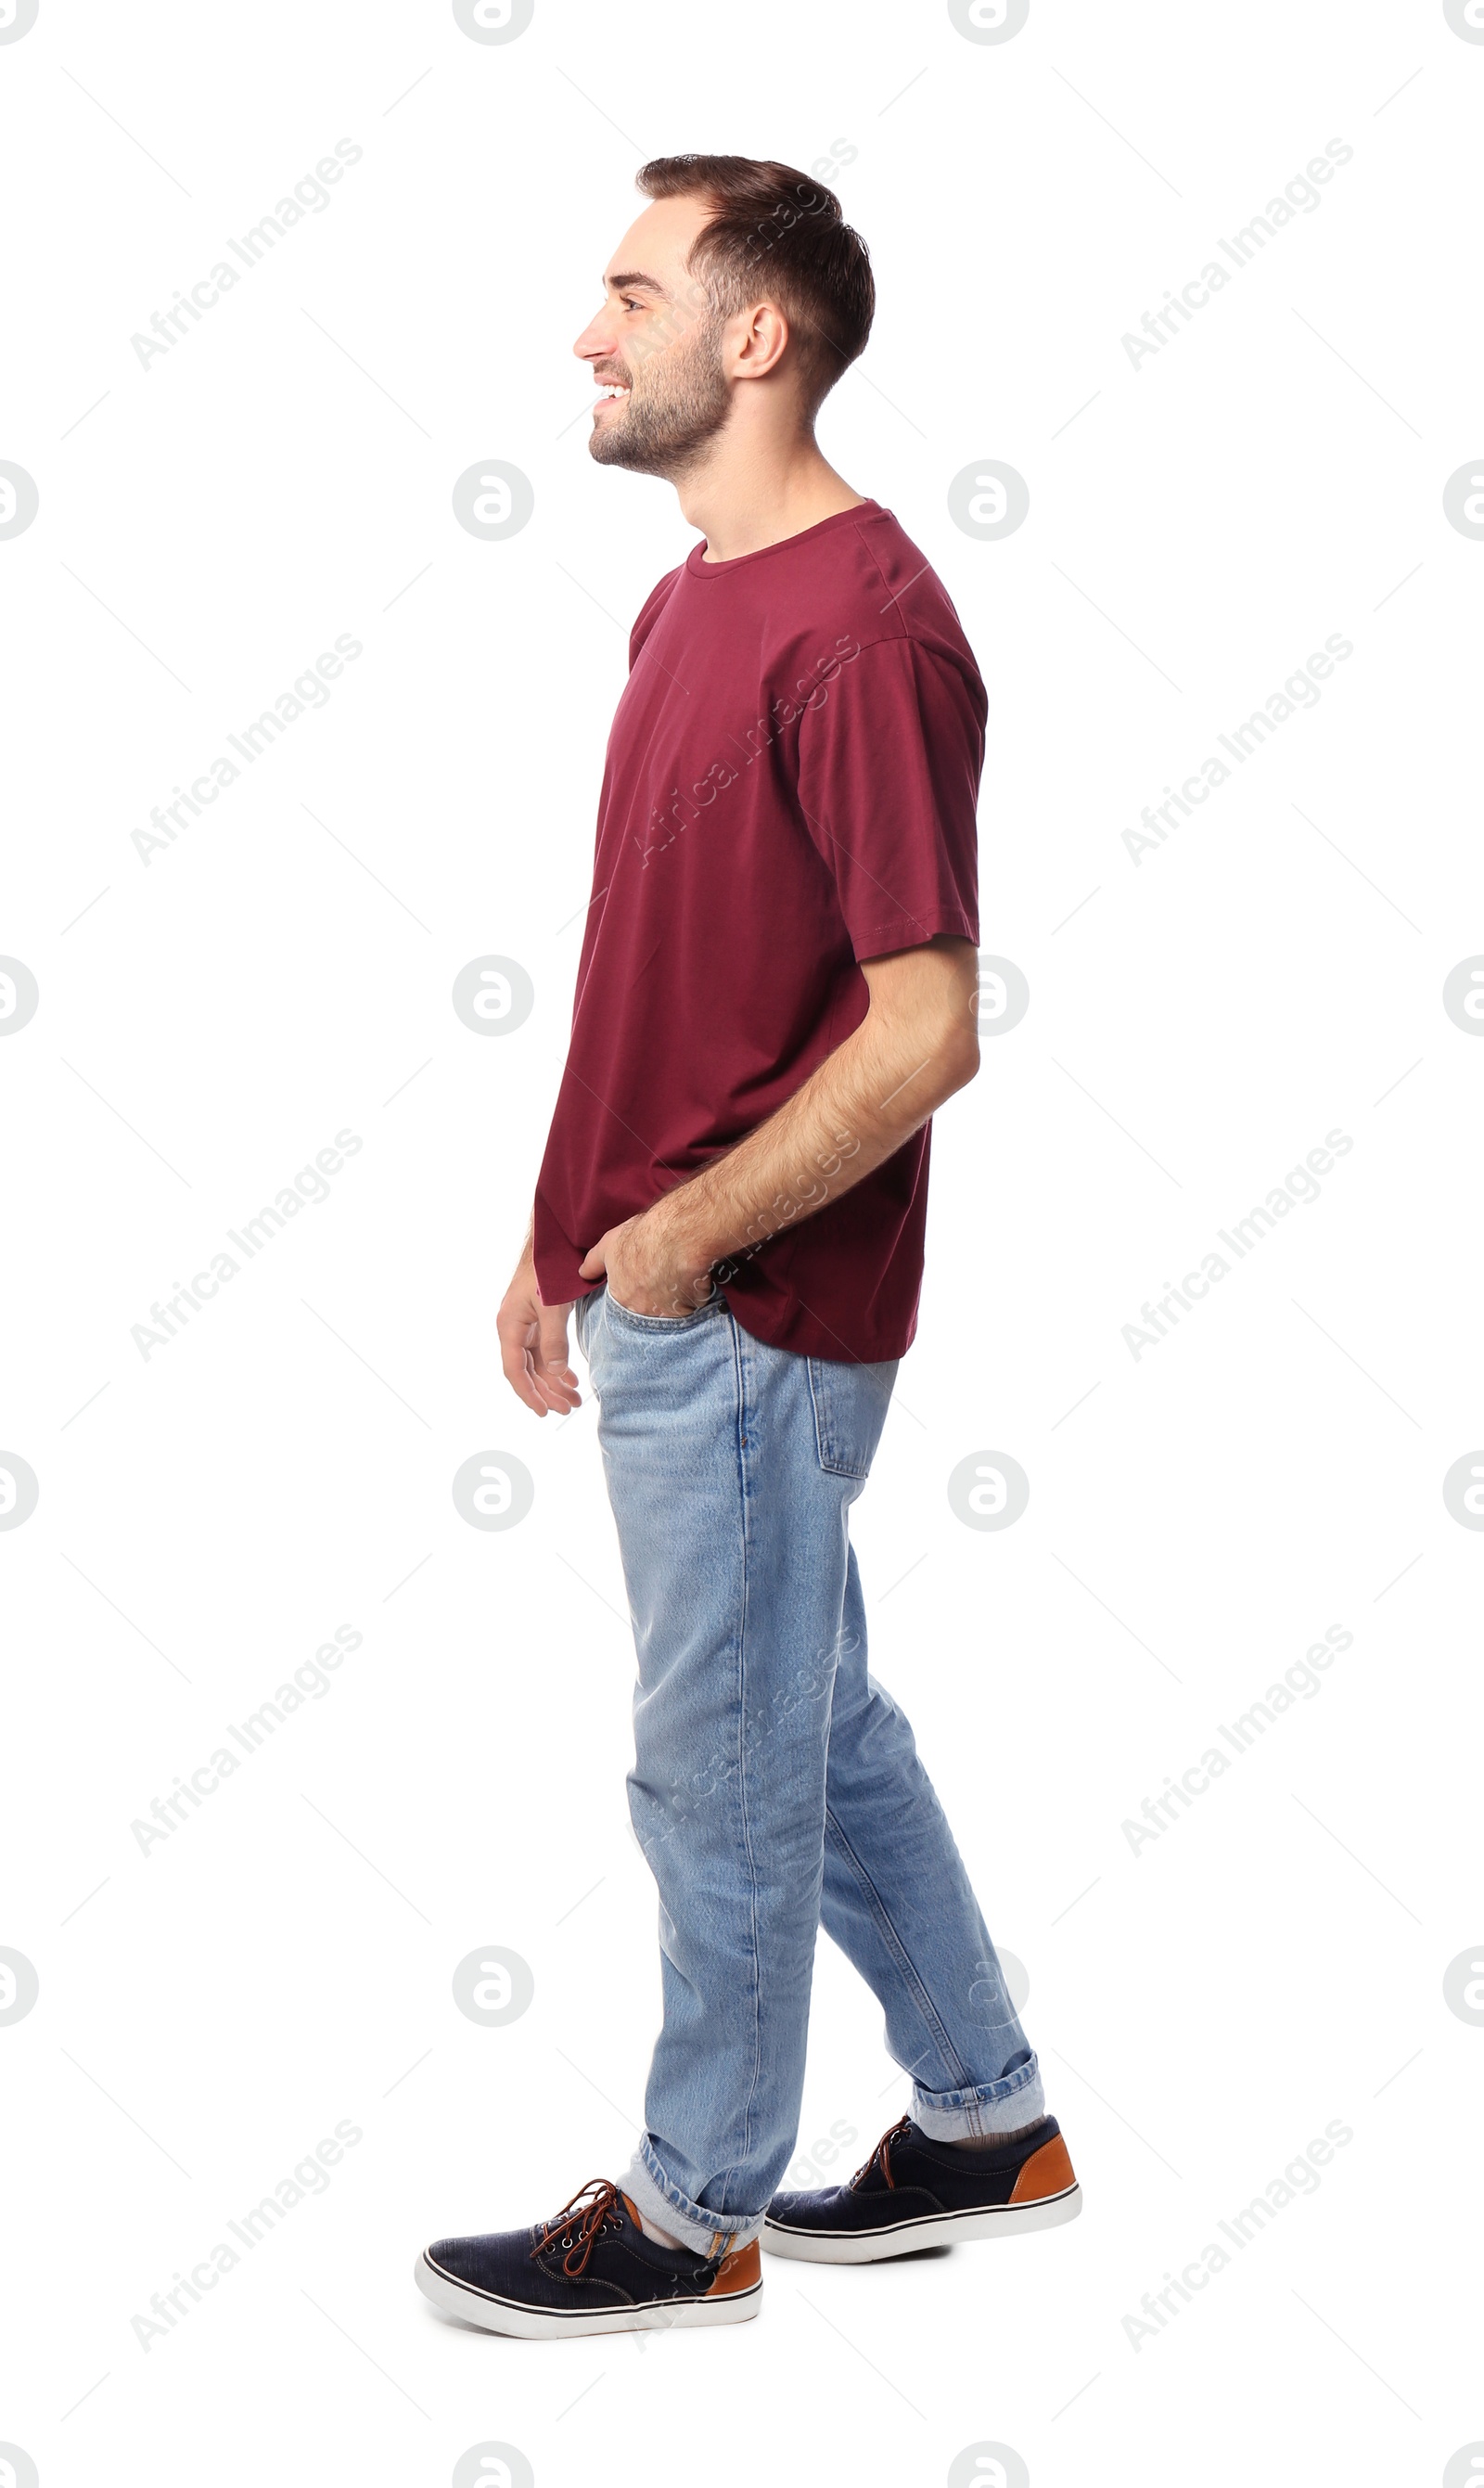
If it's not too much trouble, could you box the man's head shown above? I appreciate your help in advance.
[575,154,875,480]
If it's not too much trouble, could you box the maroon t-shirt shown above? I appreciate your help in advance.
[533,499,984,1364]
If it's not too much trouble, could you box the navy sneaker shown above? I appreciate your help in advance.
[762,2113,1081,2264]
[415,2176,761,2338]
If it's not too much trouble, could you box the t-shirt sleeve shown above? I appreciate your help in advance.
[795,635,983,961]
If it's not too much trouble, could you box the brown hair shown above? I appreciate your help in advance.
[635,154,874,415]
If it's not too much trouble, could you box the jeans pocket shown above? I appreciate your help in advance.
[605,1285,724,1334]
[807,1354,900,1478]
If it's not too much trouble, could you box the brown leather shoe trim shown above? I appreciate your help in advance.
[708,2238,761,2295]
[1009,2134,1076,2203]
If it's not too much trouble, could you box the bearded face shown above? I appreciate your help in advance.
[588,304,734,480]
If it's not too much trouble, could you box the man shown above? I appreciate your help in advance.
[416,155,1079,2341]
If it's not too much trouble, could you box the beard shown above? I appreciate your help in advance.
[588,314,733,479]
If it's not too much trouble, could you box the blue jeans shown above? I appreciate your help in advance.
[573,1283,1043,2253]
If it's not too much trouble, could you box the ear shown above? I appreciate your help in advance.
[727,298,792,382]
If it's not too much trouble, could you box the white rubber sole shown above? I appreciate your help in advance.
[761,2181,1083,2264]
[415,2251,762,2338]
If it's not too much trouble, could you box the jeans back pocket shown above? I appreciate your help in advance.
[807,1354,899,1479]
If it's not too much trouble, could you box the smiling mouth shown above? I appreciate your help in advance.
[594,381,631,413]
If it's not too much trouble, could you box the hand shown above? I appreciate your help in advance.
[579,1203,715,1319]
[497,1240,581,1417]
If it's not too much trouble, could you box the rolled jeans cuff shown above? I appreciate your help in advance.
[911,2055,1045,2142]
[621,2139,767,2256]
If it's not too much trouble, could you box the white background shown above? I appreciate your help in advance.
[2,1,1481,2482]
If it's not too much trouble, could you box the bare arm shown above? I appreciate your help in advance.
[579,937,980,1317]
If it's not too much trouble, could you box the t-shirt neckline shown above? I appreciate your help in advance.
[685,498,884,578]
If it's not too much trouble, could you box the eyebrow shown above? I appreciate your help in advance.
[604,269,667,296]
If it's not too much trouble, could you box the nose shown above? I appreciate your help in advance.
[573,308,615,365]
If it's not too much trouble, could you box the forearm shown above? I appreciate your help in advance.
[658,970,977,1276]
[576,938,981,1316]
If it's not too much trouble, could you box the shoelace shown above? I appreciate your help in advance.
[851,2112,913,2191]
[530,2176,626,2278]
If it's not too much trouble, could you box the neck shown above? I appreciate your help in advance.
[675,428,866,562]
